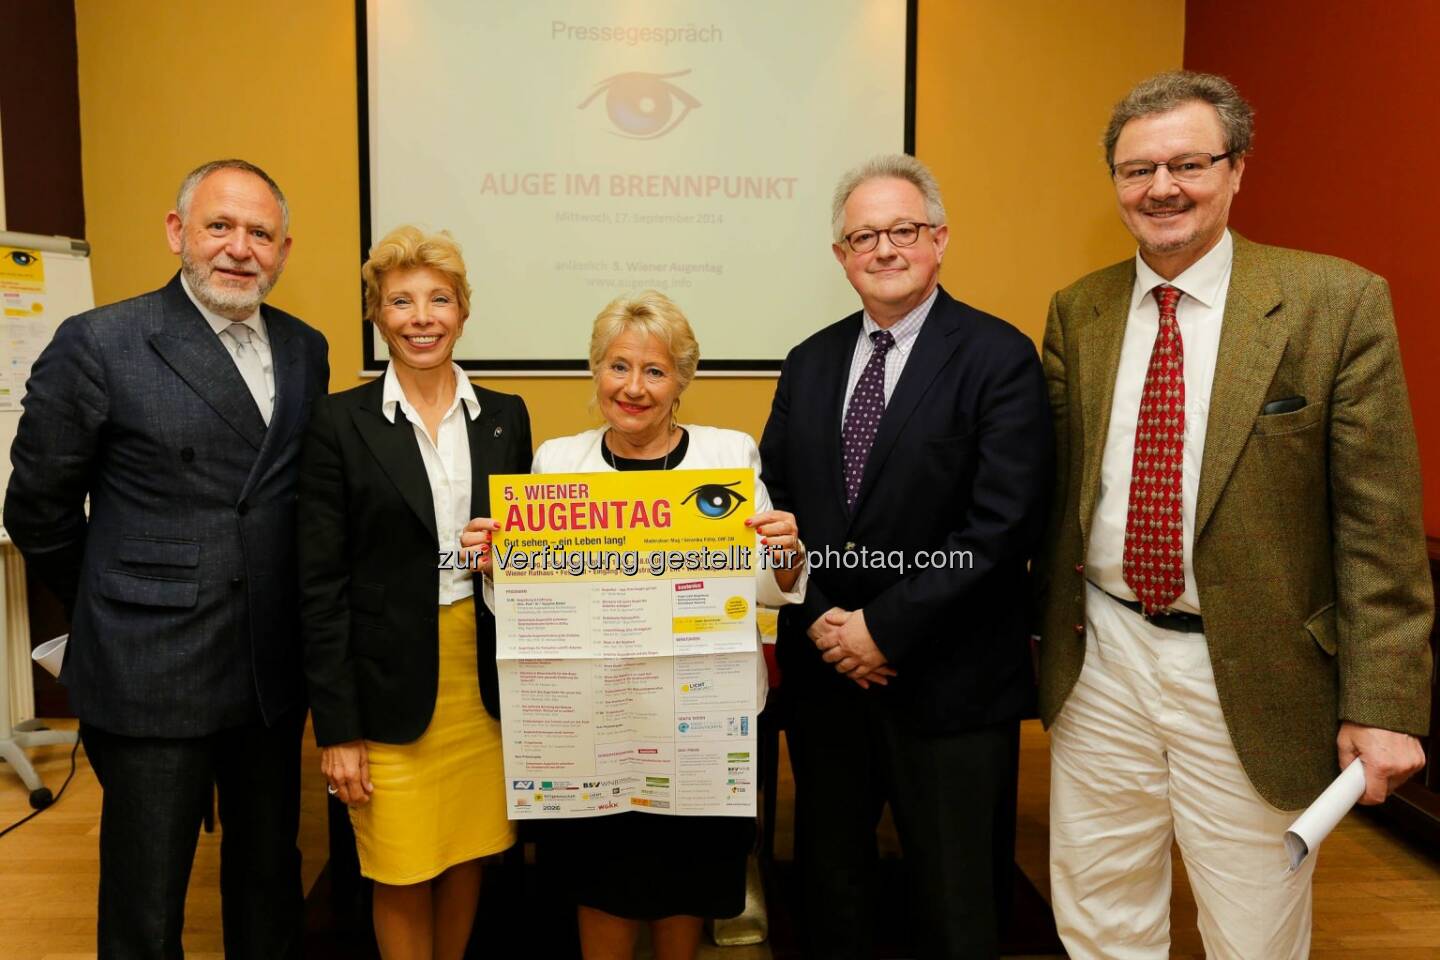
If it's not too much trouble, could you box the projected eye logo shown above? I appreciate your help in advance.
[577,70,701,139]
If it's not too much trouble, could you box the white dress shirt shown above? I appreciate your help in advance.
[841,285,939,414]
[181,273,275,417]
[1086,230,1235,614]
[381,362,482,605]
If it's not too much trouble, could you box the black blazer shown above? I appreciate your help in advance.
[5,274,330,737]
[759,286,1053,731]
[297,375,532,746]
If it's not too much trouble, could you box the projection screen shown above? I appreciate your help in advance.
[361,0,913,372]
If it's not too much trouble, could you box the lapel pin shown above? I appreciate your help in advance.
[494,426,504,438]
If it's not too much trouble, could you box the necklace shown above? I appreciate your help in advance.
[602,428,677,470]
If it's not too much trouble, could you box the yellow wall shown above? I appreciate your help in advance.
[75,2,362,385]
[917,2,1184,338]
[76,0,1182,445]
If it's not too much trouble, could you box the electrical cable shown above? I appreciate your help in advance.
[0,737,81,840]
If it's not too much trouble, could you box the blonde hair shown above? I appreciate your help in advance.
[362,226,471,326]
[588,291,701,408]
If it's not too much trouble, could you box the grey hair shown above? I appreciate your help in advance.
[830,153,947,242]
[175,159,290,234]
[1103,71,1255,168]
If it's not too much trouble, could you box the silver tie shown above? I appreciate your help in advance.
[222,322,272,425]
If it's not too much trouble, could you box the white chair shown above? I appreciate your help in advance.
[0,533,78,809]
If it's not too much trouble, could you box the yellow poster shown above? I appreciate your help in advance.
[490,467,754,582]
[0,247,51,411]
[489,469,759,819]
[0,247,45,291]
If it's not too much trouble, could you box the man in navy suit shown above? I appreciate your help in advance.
[760,154,1051,959]
[5,159,329,959]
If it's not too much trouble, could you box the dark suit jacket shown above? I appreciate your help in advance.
[1038,233,1433,809]
[760,285,1053,731]
[4,273,330,737]
[298,375,532,747]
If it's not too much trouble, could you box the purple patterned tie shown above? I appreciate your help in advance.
[841,329,895,508]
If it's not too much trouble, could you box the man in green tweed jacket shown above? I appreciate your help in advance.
[1038,71,1432,960]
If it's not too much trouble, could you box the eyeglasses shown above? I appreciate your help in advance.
[841,221,934,254]
[1111,151,1232,186]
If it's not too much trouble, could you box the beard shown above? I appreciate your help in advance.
[1139,230,1199,255]
[180,245,282,318]
[1135,200,1200,255]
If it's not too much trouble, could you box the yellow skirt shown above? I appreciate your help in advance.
[350,599,516,885]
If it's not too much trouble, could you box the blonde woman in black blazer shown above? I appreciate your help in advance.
[299,226,532,959]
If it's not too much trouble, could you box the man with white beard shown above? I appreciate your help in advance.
[5,159,330,959]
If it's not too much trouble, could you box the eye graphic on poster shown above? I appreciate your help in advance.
[682,481,747,519]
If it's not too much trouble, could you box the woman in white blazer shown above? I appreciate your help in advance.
[477,290,805,960]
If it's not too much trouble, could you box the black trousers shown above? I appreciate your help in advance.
[80,709,305,960]
[788,689,1020,960]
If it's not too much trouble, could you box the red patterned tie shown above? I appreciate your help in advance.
[1123,284,1186,614]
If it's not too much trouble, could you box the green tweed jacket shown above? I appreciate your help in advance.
[1037,232,1433,811]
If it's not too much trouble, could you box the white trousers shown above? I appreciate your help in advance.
[1049,583,1315,960]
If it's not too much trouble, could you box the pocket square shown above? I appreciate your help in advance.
[1261,395,1307,415]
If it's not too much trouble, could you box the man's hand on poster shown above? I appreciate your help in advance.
[1338,721,1426,805]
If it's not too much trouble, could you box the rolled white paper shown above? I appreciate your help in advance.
[1283,758,1366,871]
[31,634,68,679]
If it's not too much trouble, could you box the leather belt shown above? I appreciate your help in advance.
[1106,592,1205,634]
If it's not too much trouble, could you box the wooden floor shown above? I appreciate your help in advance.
[2,717,1438,959]
[0,718,329,960]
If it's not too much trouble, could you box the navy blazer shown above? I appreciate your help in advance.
[759,285,1053,731]
[4,273,330,737]
[297,376,533,747]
